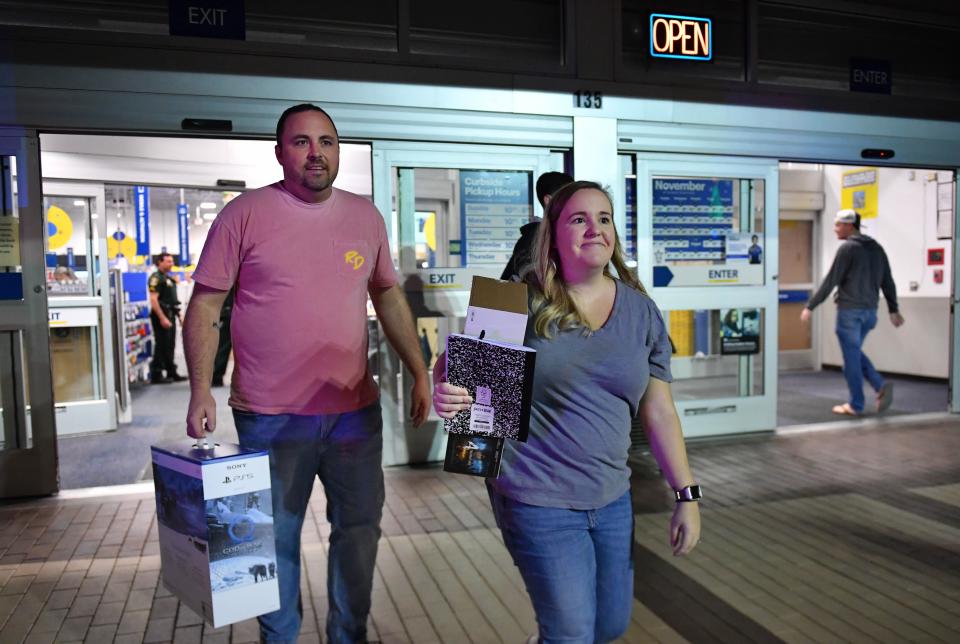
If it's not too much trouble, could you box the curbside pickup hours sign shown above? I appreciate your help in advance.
[650,13,712,61]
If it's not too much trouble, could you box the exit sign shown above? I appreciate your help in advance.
[649,13,712,61]
[169,0,245,40]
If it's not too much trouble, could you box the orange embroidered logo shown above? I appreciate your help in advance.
[344,250,365,271]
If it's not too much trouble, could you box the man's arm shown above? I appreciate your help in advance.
[183,283,230,438]
[802,245,851,322]
[149,292,172,329]
[369,284,430,427]
[878,247,903,326]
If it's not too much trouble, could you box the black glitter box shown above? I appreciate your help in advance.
[443,333,536,442]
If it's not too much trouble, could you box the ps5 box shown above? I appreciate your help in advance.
[150,440,280,627]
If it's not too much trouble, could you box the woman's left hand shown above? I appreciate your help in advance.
[670,502,701,556]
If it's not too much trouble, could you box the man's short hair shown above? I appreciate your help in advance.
[535,171,574,207]
[155,252,173,265]
[834,208,861,230]
[275,104,339,144]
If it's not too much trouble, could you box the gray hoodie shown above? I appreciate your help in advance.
[807,233,899,313]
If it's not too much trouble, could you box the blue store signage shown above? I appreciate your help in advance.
[652,178,733,263]
[779,289,810,303]
[0,273,23,301]
[177,204,190,266]
[459,170,531,266]
[169,0,245,40]
[135,186,150,257]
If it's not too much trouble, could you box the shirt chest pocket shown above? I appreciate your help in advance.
[334,240,373,280]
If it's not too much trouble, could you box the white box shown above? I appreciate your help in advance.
[151,440,280,628]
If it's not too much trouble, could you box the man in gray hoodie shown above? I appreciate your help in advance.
[801,209,904,416]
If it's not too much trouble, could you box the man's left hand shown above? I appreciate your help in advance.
[409,374,431,427]
[890,312,905,327]
[799,308,812,323]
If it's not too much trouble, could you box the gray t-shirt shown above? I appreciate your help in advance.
[491,279,673,510]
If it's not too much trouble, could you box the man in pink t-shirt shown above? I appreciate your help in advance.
[183,104,430,644]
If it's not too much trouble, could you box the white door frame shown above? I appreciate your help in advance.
[43,180,117,434]
[635,154,780,437]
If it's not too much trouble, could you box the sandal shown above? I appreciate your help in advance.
[877,382,894,413]
[831,403,860,416]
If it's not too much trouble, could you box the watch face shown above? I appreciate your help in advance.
[676,485,702,501]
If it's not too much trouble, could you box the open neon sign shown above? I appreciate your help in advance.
[650,13,712,61]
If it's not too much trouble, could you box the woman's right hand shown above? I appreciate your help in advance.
[433,382,473,419]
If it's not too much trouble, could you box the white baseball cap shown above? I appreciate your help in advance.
[834,209,862,228]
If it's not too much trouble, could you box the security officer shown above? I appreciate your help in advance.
[149,252,186,384]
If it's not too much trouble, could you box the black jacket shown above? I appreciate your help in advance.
[500,221,541,281]
[807,234,899,313]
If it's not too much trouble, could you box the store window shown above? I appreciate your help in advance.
[43,195,95,296]
[665,307,765,399]
[652,176,766,288]
[394,167,533,270]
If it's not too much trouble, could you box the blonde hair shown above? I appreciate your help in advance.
[522,181,646,338]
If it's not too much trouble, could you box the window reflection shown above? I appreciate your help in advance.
[44,196,93,295]
[665,308,764,399]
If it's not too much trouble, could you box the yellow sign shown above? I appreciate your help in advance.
[46,205,73,250]
[0,218,20,266]
[423,212,437,252]
[107,231,138,259]
[841,167,879,220]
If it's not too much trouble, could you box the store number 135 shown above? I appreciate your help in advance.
[573,90,603,109]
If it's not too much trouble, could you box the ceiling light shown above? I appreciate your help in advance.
[203,212,217,220]
[91,213,99,219]
[200,202,218,209]
[73,200,86,206]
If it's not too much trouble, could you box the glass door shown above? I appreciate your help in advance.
[372,142,562,465]
[43,181,116,434]
[0,133,59,497]
[633,155,780,437]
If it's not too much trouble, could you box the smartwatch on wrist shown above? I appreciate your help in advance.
[674,485,702,503]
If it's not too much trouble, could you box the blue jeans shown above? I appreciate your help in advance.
[488,487,634,643]
[234,402,384,644]
[836,308,885,413]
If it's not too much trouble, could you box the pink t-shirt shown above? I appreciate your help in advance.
[192,183,397,415]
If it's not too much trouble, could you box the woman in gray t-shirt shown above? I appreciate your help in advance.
[434,181,701,643]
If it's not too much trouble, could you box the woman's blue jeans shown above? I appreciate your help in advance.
[234,402,384,644]
[836,308,885,413]
[488,486,634,643]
